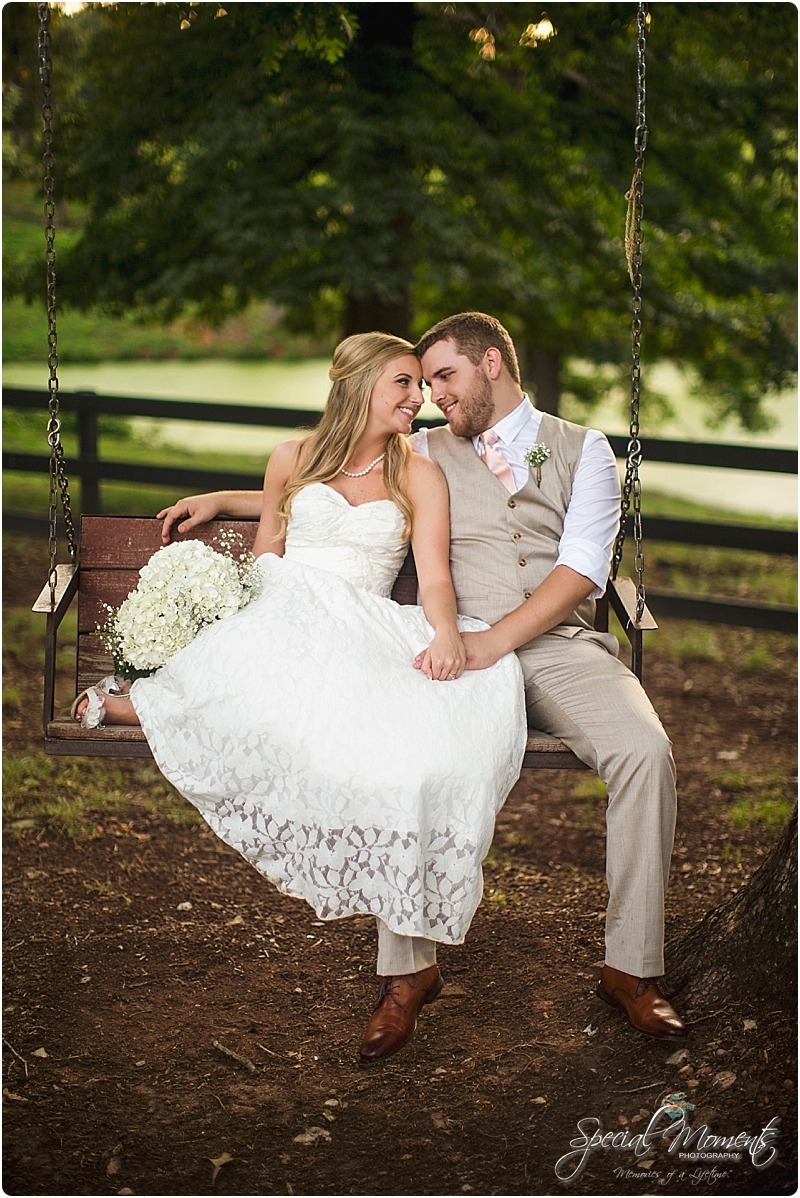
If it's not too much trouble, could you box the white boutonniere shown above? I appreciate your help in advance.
[524,442,551,488]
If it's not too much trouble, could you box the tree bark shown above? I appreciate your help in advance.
[344,291,411,340]
[665,807,797,1009]
[341,4,415,344]
[529,348,561,415]
[346,3,416,96]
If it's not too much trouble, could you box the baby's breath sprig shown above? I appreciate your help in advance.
[524,442,551,488]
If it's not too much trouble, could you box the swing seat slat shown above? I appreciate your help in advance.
[38,515,652,768]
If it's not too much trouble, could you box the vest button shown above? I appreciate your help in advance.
[518,558,527,567]
[524,591,532,600]
[507,499,516,508]
[512,532,521,540]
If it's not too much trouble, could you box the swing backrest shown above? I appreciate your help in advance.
[75,518,260,696]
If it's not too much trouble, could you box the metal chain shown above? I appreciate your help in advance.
[612,0,647,624]
[39,1,77,605]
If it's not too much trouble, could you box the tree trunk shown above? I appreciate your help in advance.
[344,290,411,340]
[341,4,415,344]
[529,348,561,415]
[665,807,797,1009]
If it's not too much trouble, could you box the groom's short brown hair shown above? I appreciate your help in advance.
[415,312,521,385]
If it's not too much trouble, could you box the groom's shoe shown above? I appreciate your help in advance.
[598,965,688,1042]
[359,965,443,1062]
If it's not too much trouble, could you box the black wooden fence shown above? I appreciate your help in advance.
[4,387,797,633]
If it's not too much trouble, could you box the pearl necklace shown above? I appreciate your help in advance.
[340,452,386,478]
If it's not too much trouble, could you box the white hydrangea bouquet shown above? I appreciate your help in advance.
[100,531,261,681]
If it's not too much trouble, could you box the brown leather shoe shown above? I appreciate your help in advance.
[359,965,443,1062]
[598,965,688,1042]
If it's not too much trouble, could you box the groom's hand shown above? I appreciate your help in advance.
[461,630,505,671]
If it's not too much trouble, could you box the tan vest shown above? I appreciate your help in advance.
[427,413,596,643]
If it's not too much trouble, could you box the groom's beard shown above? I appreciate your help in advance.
[446,371,495,439]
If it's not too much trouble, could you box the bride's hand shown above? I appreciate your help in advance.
[413,625,467,681]
[158,494,222,544]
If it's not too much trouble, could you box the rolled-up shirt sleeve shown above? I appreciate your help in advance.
[555,430,621,598]
[407,428,429,454]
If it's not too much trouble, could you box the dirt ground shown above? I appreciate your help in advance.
[3,535,797,1197]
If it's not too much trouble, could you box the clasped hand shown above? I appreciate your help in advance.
[413,628,504,680]
[412,626,466,682]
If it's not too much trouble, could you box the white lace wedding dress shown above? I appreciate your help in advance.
[131,483,526,945]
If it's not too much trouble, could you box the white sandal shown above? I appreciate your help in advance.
[70,675,132,729]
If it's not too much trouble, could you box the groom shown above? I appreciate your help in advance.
[160,311,686,1058]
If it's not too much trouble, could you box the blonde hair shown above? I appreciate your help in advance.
[277,332,416,540]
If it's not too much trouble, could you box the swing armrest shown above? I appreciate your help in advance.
[33,564,79,734]
[605,578,657,685]
[608,576,658,636]
[32,563,79,627]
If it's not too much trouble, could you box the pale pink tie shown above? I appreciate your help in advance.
[479,429,516,493]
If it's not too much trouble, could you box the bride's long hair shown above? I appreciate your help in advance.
[276,332,415,540]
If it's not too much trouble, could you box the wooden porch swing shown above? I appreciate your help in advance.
[33,2,656,768]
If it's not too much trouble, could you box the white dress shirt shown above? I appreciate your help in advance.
[409,397,620,599]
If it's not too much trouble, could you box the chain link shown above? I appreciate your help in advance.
[39,2,77,606]
[612,1,647,625]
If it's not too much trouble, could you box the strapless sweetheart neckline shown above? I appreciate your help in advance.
[314,482,398,511]
[282,483,406,597]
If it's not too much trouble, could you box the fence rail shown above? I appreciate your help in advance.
[4,387,796,633]
[645,590,797,634]
[5,453,797,557]
[5,386,798,473]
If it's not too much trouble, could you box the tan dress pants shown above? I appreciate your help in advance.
[375,628,676,978]
[376,919,437,976]
[518,628,676,976]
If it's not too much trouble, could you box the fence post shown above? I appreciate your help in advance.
[76,394,100,513]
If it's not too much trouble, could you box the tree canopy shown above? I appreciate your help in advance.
[5,1,796,427]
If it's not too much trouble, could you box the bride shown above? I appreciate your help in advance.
[73,332,527,1061]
